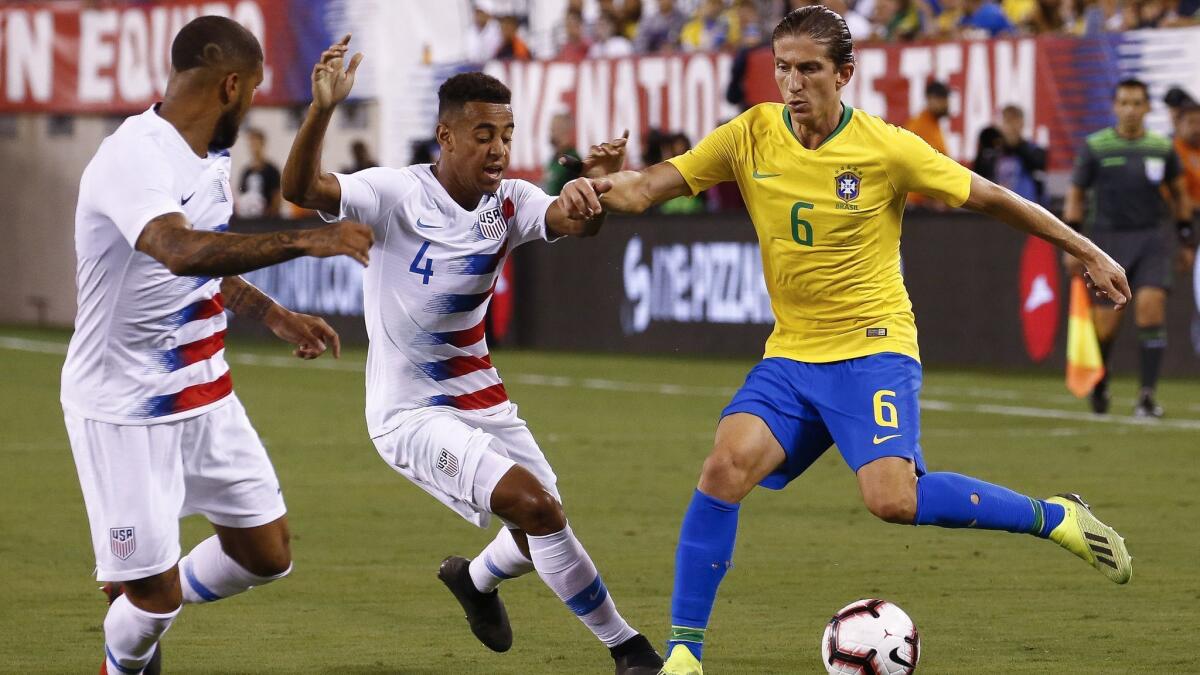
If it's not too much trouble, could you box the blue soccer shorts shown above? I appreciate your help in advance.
[720,353,926,489]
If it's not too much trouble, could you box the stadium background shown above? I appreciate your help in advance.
[2,0,1200,672]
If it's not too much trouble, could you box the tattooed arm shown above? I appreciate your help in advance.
[135,212,373,277]
[220,275,342,360]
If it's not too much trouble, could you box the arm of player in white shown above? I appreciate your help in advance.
[221,275,341,360]
[959,172,1132,308]
[282,34,362,214]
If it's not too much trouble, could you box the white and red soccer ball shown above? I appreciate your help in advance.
[821,599,920,675]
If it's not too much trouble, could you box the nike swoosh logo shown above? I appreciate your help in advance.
[416,218,440,229]
[888,647,916,668]
[752,170,781,179]
[588,590,601,601]
[872,434,902,445]
[181,193,195,205]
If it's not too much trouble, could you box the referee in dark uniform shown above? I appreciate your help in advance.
[1064,78,1194,417]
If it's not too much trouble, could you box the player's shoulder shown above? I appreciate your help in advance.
[1139,130,1174,152]
[351,164,425,199]
[729,103,784,134]
[850,107,929,158]
[1084,127,1118,149]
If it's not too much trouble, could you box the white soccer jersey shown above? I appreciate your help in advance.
[323,164,556,438]
[62,105,235,424]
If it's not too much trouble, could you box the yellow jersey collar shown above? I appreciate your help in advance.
[783,103,854,150]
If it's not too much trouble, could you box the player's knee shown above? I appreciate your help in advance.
[122,567,184,612]
[510,488,566,536]
[699,447,755,499]
[231,534,292,578]
[864,491,916,524]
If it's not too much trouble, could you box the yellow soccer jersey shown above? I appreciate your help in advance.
[667,103,973,363]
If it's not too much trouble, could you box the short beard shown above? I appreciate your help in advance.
[209,108,241,152]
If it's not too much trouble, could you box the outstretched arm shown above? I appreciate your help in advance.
[221,276,341,359]
[961,173,1131,308]
[556,162,693,221]
[135,213,372,277]
[282,35,363,213]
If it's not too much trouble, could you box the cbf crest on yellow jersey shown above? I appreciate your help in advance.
[666,103,973,363]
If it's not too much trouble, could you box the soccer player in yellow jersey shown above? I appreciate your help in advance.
[558,7,1135,674]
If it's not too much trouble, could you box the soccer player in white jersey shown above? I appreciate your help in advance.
[64,17,373,675]
[282,38,662,674]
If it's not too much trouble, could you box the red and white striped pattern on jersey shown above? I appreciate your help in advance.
[133,287,233,418]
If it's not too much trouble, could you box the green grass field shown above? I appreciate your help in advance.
[3,326,1199,673]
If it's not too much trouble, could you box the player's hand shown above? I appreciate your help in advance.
[1081,251,1130,309]
[265,307,341,360]
[1061,251,1086,277]
[566,130,629,178]
[302,221,374,266]
[312,34,363,111]
[559,177,613,220]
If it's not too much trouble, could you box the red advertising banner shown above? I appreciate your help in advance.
[487,29,1197,179]
[0,0,332,113]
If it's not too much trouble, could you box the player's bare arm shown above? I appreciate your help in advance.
[281,34,363,213]
[961,173,1131,308]
[545,132,629,237]
[221,276,340,359]
[135,212,372,276]
[560,161,692,220]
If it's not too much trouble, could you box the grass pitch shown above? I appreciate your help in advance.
[2,326,1198,673]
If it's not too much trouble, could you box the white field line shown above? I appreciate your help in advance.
[4,335,1199,430]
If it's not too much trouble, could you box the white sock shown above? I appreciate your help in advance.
[468,527,535,593]
[103,594,179,674]
[178,535,291,604]
[527,524,638,648]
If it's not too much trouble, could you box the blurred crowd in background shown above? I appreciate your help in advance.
[467,0,1200,63]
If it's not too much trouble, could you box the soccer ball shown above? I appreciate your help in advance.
[820,598,920,674]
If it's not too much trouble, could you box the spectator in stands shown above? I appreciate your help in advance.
[543,113,581,196]
[343,139,377,173]
[636,0,688,52]
[464,3,502,62]
[236,128,281,219]
[1027,0,1070,31]
[1077,0,1125,33]
[618,0,645,39]
[904,81,952,207]
[1175,104,1200,215]
[496,15,532,60]
[822,0,874,39]
[874,0,924,40]
[974,106,1047,202]
[558,9,591,60]
[730,0,767,47]
[1164,86,1197,133]
[659,133,708,214]
[589,10,635,57]
[905,81,951,154]
[960,0,1018,35]
[1125,0,1174,27]
[681,0,731,51]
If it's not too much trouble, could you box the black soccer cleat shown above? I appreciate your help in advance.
[437,556,513,652]
[100,583,162,675]
[610,633,664,675]
[1133,393,1163,418]
[1088,386,1111,415]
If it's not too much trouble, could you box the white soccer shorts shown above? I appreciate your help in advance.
[371,402,560,528]
[65,395,287,582]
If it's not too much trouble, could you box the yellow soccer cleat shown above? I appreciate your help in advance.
[1047,493,1132,584]
[659,644,703,675]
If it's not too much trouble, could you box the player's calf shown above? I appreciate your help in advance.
[179,534,292,605]
[102,571,180,675]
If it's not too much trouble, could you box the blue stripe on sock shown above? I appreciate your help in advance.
[484,554,515,580]
[564,575,608,616]
[183,559,221,602]
[104,646,143,674]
